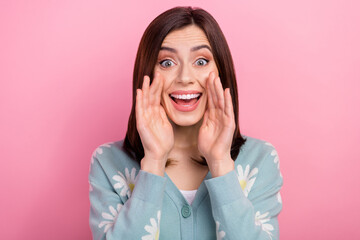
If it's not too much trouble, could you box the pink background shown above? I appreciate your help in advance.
[1,0,359,239]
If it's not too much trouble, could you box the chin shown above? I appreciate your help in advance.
[169,114,204,127]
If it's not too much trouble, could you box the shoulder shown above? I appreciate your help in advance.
[90,140,140,181]
[235,135,280,177]
[237,135,278,159]
[234,135,282,199]
[89,140,144,202]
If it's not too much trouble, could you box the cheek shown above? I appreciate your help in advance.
[155,67,175,88]
[199,66,219,87]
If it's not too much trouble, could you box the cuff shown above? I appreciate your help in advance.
[131,170,167,207]
[205,170,246,209]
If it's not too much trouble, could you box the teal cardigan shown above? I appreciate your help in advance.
[89,136,283,239]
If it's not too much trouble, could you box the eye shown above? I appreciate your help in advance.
[195,58,209,66]
[159,59,175,68]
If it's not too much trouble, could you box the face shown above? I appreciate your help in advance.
[154,25,219,127]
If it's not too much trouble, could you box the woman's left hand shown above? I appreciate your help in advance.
[198,72,236,178]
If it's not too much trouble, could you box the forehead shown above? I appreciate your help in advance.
[161,25,210,47]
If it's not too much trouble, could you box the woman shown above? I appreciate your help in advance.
[89,7,283,240]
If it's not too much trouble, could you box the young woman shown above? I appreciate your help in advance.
[89,7,283,240]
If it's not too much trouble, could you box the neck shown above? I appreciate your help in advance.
[171,120,202,149]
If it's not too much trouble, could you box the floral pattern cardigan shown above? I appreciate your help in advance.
[89,136,283,240]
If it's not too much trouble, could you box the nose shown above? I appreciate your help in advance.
[176,64,194,84]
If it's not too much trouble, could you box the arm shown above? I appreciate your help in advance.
[198,72,283,239]
[204,147,283,240]
[89,72,173,239]
[89,155,166,240]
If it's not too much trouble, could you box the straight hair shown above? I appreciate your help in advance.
[123,7,246,164]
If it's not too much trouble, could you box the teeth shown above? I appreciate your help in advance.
[171,93,200,100]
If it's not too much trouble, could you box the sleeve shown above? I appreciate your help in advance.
[204,148,283,240]
[89,155,167,240]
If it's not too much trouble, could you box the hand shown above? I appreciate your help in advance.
[136,72,174,176]
[198,72,235,177]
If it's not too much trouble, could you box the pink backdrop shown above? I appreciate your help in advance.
[1,0,359,239]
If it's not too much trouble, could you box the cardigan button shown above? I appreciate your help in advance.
[181,204,191,218]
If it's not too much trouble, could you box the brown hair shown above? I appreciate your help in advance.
[123,6,246,164]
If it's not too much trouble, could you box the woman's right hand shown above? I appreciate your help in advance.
[136,72,174,176]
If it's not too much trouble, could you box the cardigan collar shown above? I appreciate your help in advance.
[164,171,212,210]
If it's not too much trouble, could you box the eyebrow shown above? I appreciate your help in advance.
[160,46,177,53]
[191,44,212,52]
[160,44,212,53]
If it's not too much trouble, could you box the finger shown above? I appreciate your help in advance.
[202,110,209,127]
[159,106,169,123]
[224,88,234,118]
[153,72,163,106]
[209,72,218,107]
[149,72,159,105]
[142,75,150,108]
[215,76,225,110]
[206,74,215,110]
[135,89,143,126]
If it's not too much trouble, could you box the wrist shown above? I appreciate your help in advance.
[208,156,234,178]
[141,156,166,177]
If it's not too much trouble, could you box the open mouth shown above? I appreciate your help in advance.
[169,92,202,112]
[170,93,202,105]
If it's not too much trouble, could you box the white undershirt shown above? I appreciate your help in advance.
[179,189,198,205]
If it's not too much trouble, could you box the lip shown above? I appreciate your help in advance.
[170,90,202,95]
[169,90,202,112]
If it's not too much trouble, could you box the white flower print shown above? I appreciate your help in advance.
[98,204,123,233]
[112,168,137,198]
[236,164,258,197]
[265,142,274,148]
[89,180,93,192]
[277,192,282,204]
[142,210,161,240]
[91,143,112,164]
[255,211,274,239]
[216,221,226,240]
[270,149,280,169]
[265,142,280,169]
